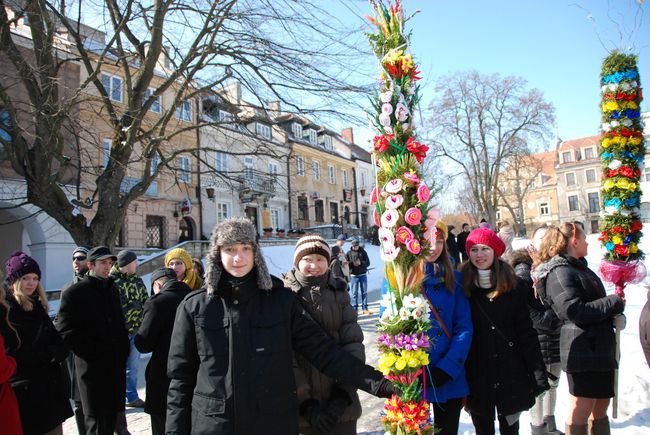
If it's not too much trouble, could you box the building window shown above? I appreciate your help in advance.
[296,156,304,176]
[101,73,123,102]
[145,215,165,248]
[144,88,161,113]
[588,192,600,213]
[584,147,595,160]
[330,202,339,223]
[342,169,349,188]
[360,169,368,188]
[591,220,599,234]
[328,164,336,184]
[150,152,161,175]
[562,151,572,163]
[568,195,579,212]
[270,208,281,229]
[216,202,230,223]
[103,138,111,168]
[268,162,278,185]
[244,157,254,181]
[292,122,303,138]
[218,110,233,123]
[324,135,333,150]
[643,166,650,182]
[216,152,228,173]
[0,109,12,149]
[312,160,320,181]
[256,123,271,139]
[179,156,191,183]
[585,168,596,183]
[565,172,576,186]
[175,100,192,122]
[298,196,309,220]
[314,199,324,222]
[539,202,549,215]
[309,129,318,144]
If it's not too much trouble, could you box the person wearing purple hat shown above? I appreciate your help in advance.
[56,246,129,435]
[460,229,548,435]
[0,251,73,435]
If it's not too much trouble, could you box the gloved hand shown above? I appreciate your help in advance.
[613,313,626,331]
[430,367,452,387]
[375,379,399,398]
[532,369,550,397]
[299,399,336,434]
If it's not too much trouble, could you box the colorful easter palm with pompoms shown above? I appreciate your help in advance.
[598,50,646,298]
[366,1,436,433]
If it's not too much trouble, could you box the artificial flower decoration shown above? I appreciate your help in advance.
[597,50,646,299]
[366,2,434,432]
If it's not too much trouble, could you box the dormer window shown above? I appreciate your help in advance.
[562,151,572,163]
[218,110,233,123]
[324,135,332,150]
[584,147,595,160]
[309,129,318,145]
[256,123,271,139]
[292,122,303,138]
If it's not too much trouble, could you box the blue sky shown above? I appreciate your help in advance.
[338,0,649,150]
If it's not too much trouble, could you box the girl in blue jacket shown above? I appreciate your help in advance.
[380,220,473,434]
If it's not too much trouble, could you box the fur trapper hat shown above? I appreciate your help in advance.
[205,218,272,294]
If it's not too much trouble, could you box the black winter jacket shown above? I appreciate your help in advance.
[165,273,385,435]
[346,247,370,276]
[0,295,73,434]
[511,250,561,365]
[134,279,192,416]
[56,274,130,416]
[465,280,548,418]
[640,289,650,368]
[534,255,624,373]
[282,269,364,428]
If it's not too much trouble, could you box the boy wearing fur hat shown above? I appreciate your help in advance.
[283,234,364,435]
[166,218,393,435]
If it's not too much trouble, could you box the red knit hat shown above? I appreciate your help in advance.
[465,228,506,257]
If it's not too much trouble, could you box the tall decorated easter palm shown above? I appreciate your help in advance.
[366,1,435,433]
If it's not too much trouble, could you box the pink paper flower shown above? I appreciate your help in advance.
[404,207,422,225]
[381,245,400,262]
[385,179,403,193]
[381,209,399,228]
[403,171,420,184]
[370,186,380,205]
[378,228,395,246]
[385,194,404,210]
[396,226,414,245]
[381,103,393,115]
[373,208,380,226]
[417,183,430,203]
[406,238,421,255]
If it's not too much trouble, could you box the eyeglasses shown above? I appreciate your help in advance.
[73,256,87,261]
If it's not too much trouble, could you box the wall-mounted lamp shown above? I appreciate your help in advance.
[359,188,366,196]
[206,187,215,201]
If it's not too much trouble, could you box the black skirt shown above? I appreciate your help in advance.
[567,371,615,398]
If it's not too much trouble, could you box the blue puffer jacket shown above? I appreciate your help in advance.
[422,263,473,403]
[380,263,473,403]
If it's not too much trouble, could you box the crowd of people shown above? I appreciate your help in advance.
[0,216,647,435]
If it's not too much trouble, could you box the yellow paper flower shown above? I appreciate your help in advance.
[630,137,642,146]
[603,179,616,189]
[630,243,638,254]
[394,356,407,371]
[612,235,623,245]
[602,101,619,111]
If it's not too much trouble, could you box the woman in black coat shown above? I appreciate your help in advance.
[461,229,548,435]
[1,251,73,434]
[534,223,625,435]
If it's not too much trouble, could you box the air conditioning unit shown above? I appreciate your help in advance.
[310,191,320,200]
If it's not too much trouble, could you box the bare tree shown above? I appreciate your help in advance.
[496,151,544,235]
[424,70,555,225]
[0,0,369,247]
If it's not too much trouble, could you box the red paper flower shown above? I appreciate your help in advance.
[374,134,392,153]
[608,169,618,177]
[619,166,634,178]
[611,226,625,234]
[406,137,428,164]
[614,245,629,256]
[631,220,643,232]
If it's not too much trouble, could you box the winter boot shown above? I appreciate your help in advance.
[588,417,610,435]
[531,423,549,434]
[544,415,565,435]
[565,423,588,435]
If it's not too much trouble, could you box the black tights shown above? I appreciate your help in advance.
[431,398,464,435]
[471,412,519,435]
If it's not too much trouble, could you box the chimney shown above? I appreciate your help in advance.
[267,101,281,118]
[341,127,354,143]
